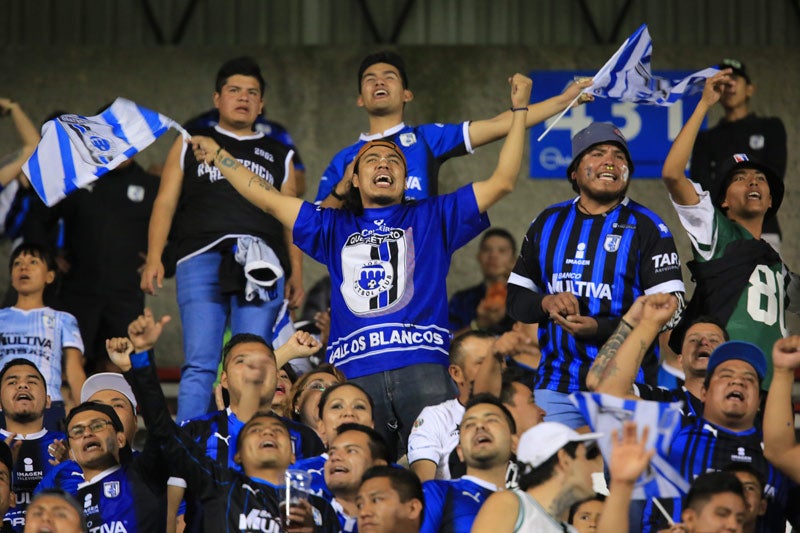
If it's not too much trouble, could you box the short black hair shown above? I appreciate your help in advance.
[30,489,88,532]
[8,242,56,273]
[519,441,580,490]
[668,314,729,356]
[685,471,745,513]
[236,411,289,452]
[357,50,409,91]
[221,333,274,368]
[464,393,517,435]
[722,462,766,494]
[449,331,494,368]
[0,358,47,390]
[317,382,374,422]
[361,465,423,507]
[215,56,266,96]
[335,422,390,463]
[65,401,125,436]
[480,228,516,255]
[568,493,606,524]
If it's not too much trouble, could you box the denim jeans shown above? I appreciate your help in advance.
[351,363,457,460]
[534,389,588,429]
[176,250,284,422]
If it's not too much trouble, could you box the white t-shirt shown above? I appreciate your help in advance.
[407,398,464,479]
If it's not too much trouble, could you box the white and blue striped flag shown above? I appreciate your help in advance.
[586,24,718,106]
[22,98,188,206]
[570,392,690,500]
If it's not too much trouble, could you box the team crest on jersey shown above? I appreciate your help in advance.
[749,134,765,150]
[413,418,424,429]
[127,185,145,203]
[103,481,121,498]
[341,228,412,316]
[399,133,417,147]
[42,314,55,329]
[603,234,622,253]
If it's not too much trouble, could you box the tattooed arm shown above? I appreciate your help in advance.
[586,294,676,399]
[190,136,304,229]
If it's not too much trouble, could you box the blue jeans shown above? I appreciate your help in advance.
[176,250,284,422]
[351,364,457,460]
[535,389,588,429]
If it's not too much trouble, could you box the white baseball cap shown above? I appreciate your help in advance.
[517,422,602,468]
[80,372,137,410]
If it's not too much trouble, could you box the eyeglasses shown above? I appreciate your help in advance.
[68,419,114,439]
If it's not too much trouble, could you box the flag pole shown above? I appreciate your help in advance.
[536,91,585,142]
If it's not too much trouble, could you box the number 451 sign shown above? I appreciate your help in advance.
[528,71,706,179]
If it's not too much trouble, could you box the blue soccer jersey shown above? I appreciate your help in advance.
[2,429,66,532]
[314,122,470,203]
[508,197,684,393]
[0,307,84,402]
[420,476,497,533]
[292,454,330,500]
[294,184,489,378]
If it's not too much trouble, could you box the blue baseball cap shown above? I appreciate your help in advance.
[567,122,634,178]
[706,341,767,381]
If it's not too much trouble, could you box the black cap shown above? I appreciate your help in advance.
[357,51,409,91]
[711,153,783,220]
[718,58,750,83]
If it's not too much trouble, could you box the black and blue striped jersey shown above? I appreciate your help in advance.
[508,197,684,393]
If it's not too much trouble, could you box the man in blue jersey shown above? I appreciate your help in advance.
[105,335,339,532]
[190,73,532,458]
[507,122,685,429]
[316,50,593,206]
[0,359,66,532]
[575,294,797,531]
[323,423,390,532]
[420,394,515,533]
[65,401,168,533]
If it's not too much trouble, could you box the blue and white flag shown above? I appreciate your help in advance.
[570,392,690,500]
[22,98,188,206]
[586,24,718,106]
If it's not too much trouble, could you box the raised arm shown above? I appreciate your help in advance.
[190,136,304,228]
[471,73,532,213]
[662,70,731,206]
[587,294,676,398]
[468,78,593,148]
[0,98,41,187]
[141,137,183,295]
[763,336,800,482]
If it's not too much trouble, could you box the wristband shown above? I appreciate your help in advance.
[331,188,346,201]
[510,106,528,112]
[215,146,224,159]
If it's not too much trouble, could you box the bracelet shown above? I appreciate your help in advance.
[331,188,346,201]
[620,318,633,330]
[510,106,528,112]
[215,146,224,159]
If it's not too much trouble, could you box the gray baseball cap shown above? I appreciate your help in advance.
[566,122,635,178]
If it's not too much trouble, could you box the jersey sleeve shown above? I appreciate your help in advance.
[407,406,448,466]
[292,202,332,265]
[437,185,490,254]
[634,211,685,296]
[670,183,722,262]
[418,122,472,159]
[60,312,84,353]
[315,147,356,203]
[419,481,446,533]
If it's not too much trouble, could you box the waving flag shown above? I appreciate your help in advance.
[570,392,690,500]
[587,24,718,106]
[23,98,187,206]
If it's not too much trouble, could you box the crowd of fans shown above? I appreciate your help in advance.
[0,49,796,533]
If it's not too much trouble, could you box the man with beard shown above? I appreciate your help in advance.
[507,122,685,428]
[588,294,729,420]
[420,394,516,533]
[0,359,65,532]
[189,74,532,459]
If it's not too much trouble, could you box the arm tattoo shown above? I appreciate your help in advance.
[588,320,633,382]
[247,175,274,193]
[217,154,240,170]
